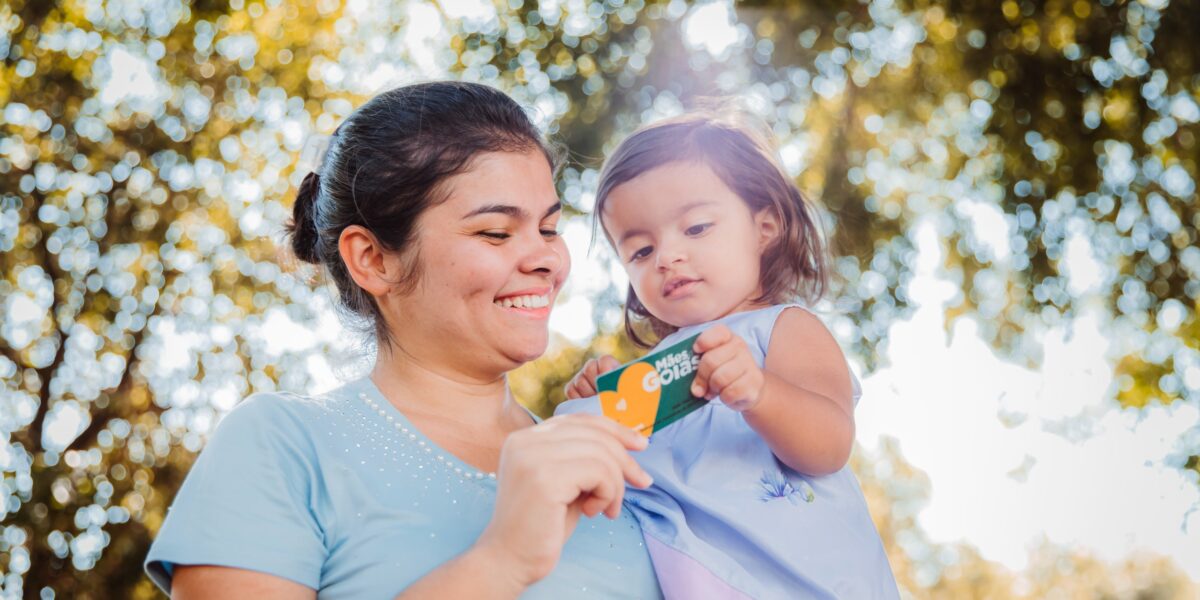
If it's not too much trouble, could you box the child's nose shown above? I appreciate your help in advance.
[654,243,686,270]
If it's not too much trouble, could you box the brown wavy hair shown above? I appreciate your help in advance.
[595,111,829,348]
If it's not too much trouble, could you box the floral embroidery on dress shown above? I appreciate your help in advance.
[759,470,815,504]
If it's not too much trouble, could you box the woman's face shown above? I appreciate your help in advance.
[383,149,569,379]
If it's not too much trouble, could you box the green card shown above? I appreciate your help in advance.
[596,334,707,437]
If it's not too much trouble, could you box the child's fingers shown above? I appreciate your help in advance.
[574,375,597,398]
[597,354,621,374]
[710,364,764,410]
[566,359,602,398]
[690,342,738,397]
[564,379,584,399]
[704,360,742,397]
[569,356,619,399]
[693,325,733,354]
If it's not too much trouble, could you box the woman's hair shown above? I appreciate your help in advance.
[595,111,829,348]
[285,81,559,351]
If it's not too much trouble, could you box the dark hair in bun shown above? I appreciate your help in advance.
[284,81,559,350]
[289,171,322,264]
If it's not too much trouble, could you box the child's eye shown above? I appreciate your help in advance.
[630,246,653,262]
[540,228,560,238]
[685,223,712,236]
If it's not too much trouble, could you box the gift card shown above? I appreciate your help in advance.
[596,334,707,437]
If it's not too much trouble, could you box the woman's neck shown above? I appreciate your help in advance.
[369,343,528,433]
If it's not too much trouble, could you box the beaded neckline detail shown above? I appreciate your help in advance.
[357,390,497,481]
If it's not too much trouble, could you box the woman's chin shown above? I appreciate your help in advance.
[496,335,550,367]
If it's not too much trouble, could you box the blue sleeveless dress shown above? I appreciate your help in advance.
[556,305,898,599]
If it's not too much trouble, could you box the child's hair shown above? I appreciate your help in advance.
[595,110,829,348]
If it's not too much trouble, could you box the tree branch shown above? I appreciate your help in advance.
[65,265,170,453]
[27,222,66,454]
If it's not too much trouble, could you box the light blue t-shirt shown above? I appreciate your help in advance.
[145,376,662,598]
[557,305,898,599]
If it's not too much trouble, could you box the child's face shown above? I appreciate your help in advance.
[602,161,778,328]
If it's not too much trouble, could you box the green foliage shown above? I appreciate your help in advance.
[1,0,1197,597]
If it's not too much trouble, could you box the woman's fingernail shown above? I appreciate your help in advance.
[691,385,702,396]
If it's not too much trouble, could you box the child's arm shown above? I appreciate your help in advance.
[691,308,855,477]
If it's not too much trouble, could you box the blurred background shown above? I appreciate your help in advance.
[1,0,1198,597]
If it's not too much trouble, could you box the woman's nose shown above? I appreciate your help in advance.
[520,235,566,275]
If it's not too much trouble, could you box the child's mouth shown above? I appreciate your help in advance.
[662,277,700,298]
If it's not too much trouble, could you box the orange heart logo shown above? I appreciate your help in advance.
[599,362,661,437]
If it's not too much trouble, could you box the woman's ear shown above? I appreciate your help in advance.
[754,207,782,250]
[338,225,403,296]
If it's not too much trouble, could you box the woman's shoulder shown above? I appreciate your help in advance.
[207,381,360,451]
[230,386,347,419]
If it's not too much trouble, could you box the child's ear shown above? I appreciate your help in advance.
[754,207,782,250]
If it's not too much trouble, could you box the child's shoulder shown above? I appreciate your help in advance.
[762,304,863,405]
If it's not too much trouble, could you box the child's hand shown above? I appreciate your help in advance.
[691,325,764,412]
[564,355,622,399]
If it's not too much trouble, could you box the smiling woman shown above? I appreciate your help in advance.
[142,82,661,599]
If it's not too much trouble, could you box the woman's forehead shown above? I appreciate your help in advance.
[418,151,559,224]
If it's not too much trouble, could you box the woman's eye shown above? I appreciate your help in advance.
[540,228,560,238]
[630,246,653,261]
[479,231,510,240]
[685,223,712,236]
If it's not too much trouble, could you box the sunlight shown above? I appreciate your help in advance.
[683,2,740,56]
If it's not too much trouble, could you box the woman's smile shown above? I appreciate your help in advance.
[494,288,555,318]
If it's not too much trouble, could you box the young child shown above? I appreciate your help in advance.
[555,112,899,599]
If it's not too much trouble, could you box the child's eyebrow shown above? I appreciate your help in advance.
[463,201,562,220]
[616,200,715,245]
[673,200,716,217]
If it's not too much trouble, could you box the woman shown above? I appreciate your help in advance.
[144,82,661,598]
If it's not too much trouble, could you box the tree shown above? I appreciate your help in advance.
[1,0,1196,597]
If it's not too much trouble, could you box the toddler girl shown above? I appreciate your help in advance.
[555,112,899,599]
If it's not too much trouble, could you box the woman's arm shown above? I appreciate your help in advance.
[692,308,856,476]
[170,566,315,600]
[170,547,521,600]
[170,414,652,599]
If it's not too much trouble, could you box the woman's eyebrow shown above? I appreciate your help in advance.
[463,200,562,220]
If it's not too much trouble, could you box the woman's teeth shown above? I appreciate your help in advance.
[495,294,550,309]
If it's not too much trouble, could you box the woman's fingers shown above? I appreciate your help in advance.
[529,415,652,496]
[541,416,652,488]
[580,455,625,518]
[537,443,626,519]
[566,413,650,454]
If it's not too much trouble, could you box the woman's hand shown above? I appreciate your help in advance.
[473,413,652,591]
[563,355,621,399]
